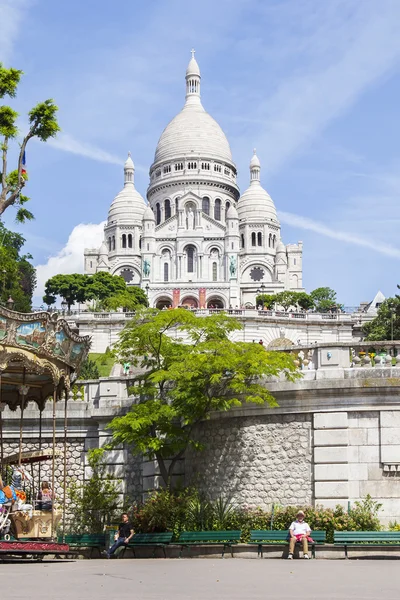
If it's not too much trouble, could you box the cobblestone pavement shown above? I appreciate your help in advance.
[2,558,400,600]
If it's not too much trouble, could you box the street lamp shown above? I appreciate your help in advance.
[256,283,266,308]
[61,300,67,315]
[7,296,14,310]
[145,284,150,306]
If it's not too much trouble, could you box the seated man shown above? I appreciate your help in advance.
[288,510,312,559]
[37,482,53,511]
[106,513,134,558]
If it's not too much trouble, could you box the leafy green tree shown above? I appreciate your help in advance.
[0,222,36,311]
[0,63,60,221]
[43,273,88,311]
[363,297,400,341]
[78,357,100,380]
[294,292,314,311]
[102,286,149,312]
[274,291,298,311]
[255,293,276,309]
[85,271,126,302]
[310,287,342,312]
[67,449,120,533]
[107,308,299,486]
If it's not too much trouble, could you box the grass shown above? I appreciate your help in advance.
[89,352,115,377]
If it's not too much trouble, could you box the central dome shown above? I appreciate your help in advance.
[153,52,233,165]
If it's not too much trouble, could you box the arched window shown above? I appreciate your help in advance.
[164,199,171,219]
[164,263,169,282]
[212,262,217,282]
[214,198,221,221]
[251,232,256,246]
[112,236,115,250]
[186,245,195,273]
[202,197,210,215]
[122,234,126,249]
[257,232,262,246]
[241,234,245,249]
[108,237,111,252]
[128,234,132,248]
[156,203,161,225]
[273,235,276,248]
[175,197,179,213]
[226,201,230,212]
[269,234,272,248]
[139,237,142,249]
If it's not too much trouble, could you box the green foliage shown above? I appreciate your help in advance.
[78,357,100,380]
[255,294,276,309]
[255,291,315,312]
[107,308,300,486]
[0,221,36,311]
[0,63,60,220]
[67,449,121,534]
[44,273,88,310]
[310,287,342,313]
[85,271,126,301]
[363,297,400,341]
[128,490,382,542]
[87,351,115,377]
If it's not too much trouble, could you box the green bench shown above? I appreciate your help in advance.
[177,530,241,558]
[122,532,174,558]
[58,533,106,558]
[249,530,326,559]
[334,531,400,558]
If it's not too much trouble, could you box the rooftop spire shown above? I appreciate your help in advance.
[185,49,201,105]
[124,151,135,185]
[249,149,261,183]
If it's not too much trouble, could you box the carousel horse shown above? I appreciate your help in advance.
[0,466,34,519]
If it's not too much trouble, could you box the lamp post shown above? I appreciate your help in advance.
[256,283,266,307]
[391,307,395,342]
[7,296,14,310]
[145,283,150,306]
[61,300,67,316]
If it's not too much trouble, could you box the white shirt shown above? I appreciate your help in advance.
[289,520,311,536]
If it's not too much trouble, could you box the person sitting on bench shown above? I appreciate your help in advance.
[106,513,134,558]
[288,510,312,559]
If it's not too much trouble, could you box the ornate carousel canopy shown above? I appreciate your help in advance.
[0,306,91,409]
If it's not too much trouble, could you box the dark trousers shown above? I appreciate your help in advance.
[108,537,127,557]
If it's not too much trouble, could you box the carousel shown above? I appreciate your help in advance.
[0,303,90,558]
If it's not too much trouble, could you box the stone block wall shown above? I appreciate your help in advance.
[185,414,313,509]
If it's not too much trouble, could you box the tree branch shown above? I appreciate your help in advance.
[0,126,34,215]
[1,136,8,191]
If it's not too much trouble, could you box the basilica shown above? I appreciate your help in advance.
[84,52,303,309]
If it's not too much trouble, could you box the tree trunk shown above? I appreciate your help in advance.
[155,452,169,487]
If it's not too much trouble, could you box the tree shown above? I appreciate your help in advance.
[363,297,400,341]
[310,287,342,313]
[0,63,60,221]
[85,271,126,302]
[274,291,298,312]
[294,292,314,311]
[255,293,276,309]
[107,308,300,486]
[0,222,36,311]
[78,357,100,380]
[43,273,88,310]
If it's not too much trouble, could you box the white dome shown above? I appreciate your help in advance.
[226,204,238,219]
[154,103,233,164]
[238,153,278,223]
[276,240,286,253]
[143,205,155,220]
[186,56,200,77]
[108,186,146,224]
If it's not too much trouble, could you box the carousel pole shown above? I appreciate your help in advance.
[38,406,43,491]
[18,369,29,466]
[0,373,4,479]
[51,388,57,540]
[62,387,68,542]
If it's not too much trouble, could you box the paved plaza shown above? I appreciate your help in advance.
[2,558,400,600]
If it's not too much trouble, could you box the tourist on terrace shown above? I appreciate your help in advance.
[288,510,312,559]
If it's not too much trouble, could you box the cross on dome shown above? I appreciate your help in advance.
[191,48,196,59]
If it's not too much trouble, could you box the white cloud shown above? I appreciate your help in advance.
[47,133,122,166]
[34,221,105,302]
[0,0,29,65]
[279,211,400,259]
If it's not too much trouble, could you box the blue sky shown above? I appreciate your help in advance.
[2,0,400,307]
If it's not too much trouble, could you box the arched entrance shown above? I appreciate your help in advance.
[207,297,225,309]
[181,296,198,308]
[155,297,172,310]
[267,337,294,349]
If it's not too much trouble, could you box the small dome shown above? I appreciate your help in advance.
[238,152,278,224]
[143,205,155,220]
[276,240,286,253]
[108,156,146,225]
[186,51,200,77]
[250,149,260,168]
[99,241,108,255]
[226,204,238,219]
[124,152,134,169]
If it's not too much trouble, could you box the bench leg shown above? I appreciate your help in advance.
[344,545,348,559]
[312,544,315,559]
[162,545,167,559]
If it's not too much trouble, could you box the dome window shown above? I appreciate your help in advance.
[112,236,115,251]
[128,234,133,248]
[155,170,161,178]
[175,162,184,171]
[241,234,245,249]
[156,203,161,225]
[201,162,210,170]
[257,232,262,246]
[214,199,221,221]
[202,197,210,215]
[122,234,127,249]
[214,164,222,173]
[212,262,218,282]
[187,161,197,170]
[108,237,112,252]
[251,232,256,247]
[165,199,171,219]
[224,167,230,176]
[164,263,169,282]
[163,165,171,174]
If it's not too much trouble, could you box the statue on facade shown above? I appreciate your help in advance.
[186,205,195,230]
[229,255,236,277]
[143,259,150,277]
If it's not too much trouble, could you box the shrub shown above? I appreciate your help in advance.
[128,489,383,543]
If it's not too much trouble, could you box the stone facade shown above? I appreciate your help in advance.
[185,414,312,508]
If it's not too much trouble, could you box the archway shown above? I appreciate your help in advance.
[155,297,172,310]
[207,297,225,309]
[267,337,294,349]
[181,296,198,308]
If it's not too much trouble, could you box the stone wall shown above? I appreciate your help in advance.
[185,414,313,508]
